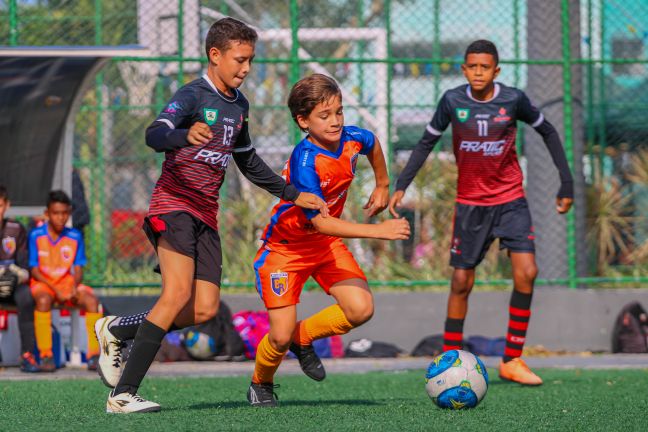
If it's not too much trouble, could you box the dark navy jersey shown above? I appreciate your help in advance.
[148,74,253,230]
[428,82,544,205]
[0,219,28,270]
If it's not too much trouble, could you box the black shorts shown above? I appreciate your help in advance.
[143,211,222,286]
[449,198,535,269]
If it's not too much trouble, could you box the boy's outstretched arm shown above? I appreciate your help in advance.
[310,214,410,240]
[533,119,574,214]
[388,127,443,217]
[233,148,329,217]
[364,137,390,217]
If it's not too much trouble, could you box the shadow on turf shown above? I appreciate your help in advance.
[186,399,386,410]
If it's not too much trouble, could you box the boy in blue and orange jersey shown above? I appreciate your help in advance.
[247,74,411,407]
[92,17,328,414]
[30,190,101,372]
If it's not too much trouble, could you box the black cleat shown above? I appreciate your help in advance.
[290,342,326,381]
[40,356,56,373]
[247,382,279,407]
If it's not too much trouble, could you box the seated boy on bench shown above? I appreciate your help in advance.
[29,190,101,371]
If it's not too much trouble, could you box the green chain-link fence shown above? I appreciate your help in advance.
[1,0,647,290]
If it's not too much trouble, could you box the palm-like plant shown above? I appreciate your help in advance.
[586,168,635,273]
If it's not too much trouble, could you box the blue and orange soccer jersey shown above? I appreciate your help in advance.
[260,125,375,245]
[28,224,86,288]
[254,125,375,308]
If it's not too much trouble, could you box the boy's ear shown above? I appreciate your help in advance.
[209,47,222,64]
[295,115,309,132]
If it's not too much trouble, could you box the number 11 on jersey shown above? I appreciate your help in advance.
[477,120,488,137]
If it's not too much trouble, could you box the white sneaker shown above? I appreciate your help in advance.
[106,391,161,414]
[94,316,124,388]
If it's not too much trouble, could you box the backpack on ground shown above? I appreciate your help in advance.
[232,310,270,359]
[345,338,403,358]
[612,301,648,353]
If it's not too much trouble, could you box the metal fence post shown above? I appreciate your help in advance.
[9,0,18,46]
[561,0,578,289]
[289,0,300,146]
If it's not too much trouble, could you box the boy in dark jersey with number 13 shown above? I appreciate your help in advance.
[389,40,574,385]
[93,18,328,413]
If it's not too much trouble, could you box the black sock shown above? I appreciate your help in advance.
[443,318,465,351]
[113,319,167,395]
[503,290,533,363]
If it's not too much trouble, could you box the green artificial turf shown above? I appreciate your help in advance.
[1,369,647,431]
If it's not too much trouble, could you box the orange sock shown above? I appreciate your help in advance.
[293,304,353,346]
[84,312,102,357]
[34,310,53,358]
[252,335,287,384]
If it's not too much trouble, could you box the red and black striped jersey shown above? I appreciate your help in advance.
[148,74,253,230]
[427,83,543,205]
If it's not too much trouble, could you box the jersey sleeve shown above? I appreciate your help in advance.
[233,110,253,153]
[428,92,453,135]
[289,148,325,220]
[154,85,198,130]
[28,230,39,268]
[15,224,28,270]
[517,91,544,127]
[344,126,375,155]
[73,232,87,267]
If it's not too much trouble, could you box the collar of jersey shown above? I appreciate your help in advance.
[302,134,345,159]
[465,82,501,103]
[202,73,239,103]
[40,223,70,246]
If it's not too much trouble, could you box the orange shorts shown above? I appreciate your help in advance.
[30,275,94,307]
[253,238,366,308]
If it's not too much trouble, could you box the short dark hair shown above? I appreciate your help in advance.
[0,185,7,201]
[47,190,71,207]
[205,17,257,56]
[287,74,342,132]
[464,40,499,65]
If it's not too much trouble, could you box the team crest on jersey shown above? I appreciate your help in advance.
[203,108,219,126]
[61,245,73,262]
[2,237,16,255]
[270,272,289,296]
[456,108,470,123]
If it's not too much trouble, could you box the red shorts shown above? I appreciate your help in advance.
[30,274,94,307]
[253,238,366,308]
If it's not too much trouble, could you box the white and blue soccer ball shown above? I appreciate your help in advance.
[425,349,488,409]
[184,330,217,360]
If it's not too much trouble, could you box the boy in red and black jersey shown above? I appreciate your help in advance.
[390,40,574,385]
[94,18,328,413]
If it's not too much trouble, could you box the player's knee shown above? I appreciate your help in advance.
[345,299,374,327]
[451,280,473,297]
[451,272,474,297]
[194,301,219,325]
[515,263,538,282]
[34,294,52,310]
[83,294,99,312]
[268,332,292,351]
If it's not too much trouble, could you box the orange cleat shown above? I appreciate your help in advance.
[499,358,543,386]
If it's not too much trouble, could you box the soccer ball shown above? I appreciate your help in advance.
[184,330,216,360]
[425,350,488,409]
